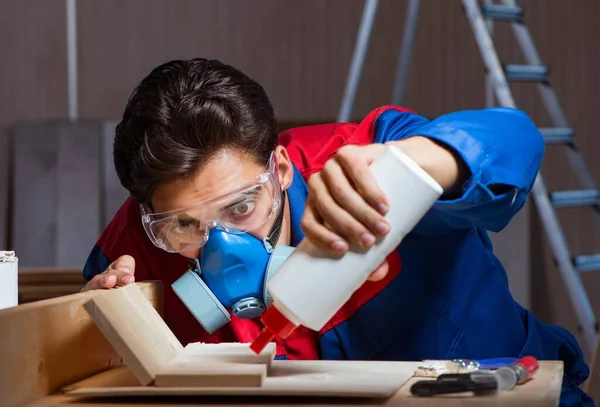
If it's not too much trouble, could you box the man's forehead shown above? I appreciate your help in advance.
[151,150,265,213]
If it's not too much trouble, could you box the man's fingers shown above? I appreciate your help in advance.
[109,255,136,275]
[108,255,136,286]
[100,273,118,287]
[308,174,375,249]
[321,160,389,237]
[336,147,389,214]
[301,199,349,253]
[80,255,137,293]
[367,260,389,282]
[81,273,117,292]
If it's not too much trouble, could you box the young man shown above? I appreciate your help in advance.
[82,58,591,405]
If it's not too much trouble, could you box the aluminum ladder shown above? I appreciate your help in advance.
[338,0,599,355]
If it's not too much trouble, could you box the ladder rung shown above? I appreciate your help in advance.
[539,127,575,145]
[574,254,600,273]
[504,65,549,82]
[550,190,600,208]
[481,4,524,23]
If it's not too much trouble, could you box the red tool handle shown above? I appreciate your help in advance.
[515,356,539,383]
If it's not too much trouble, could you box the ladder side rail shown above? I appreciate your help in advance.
[484,0,496,108]
[391,0,421,106]
[338,0,380,123]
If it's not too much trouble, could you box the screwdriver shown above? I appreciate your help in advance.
[493,356,539,390]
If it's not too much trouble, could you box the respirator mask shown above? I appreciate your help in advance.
[140,153,295,334]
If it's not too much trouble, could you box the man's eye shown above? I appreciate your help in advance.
[231,201,256,216]
[175,219,196,232]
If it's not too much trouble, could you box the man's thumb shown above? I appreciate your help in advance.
[112,255,136,274]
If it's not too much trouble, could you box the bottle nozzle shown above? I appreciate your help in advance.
[250,328,275,355]
[249,305,298,355]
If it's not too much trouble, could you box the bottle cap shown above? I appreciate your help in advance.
[249,305,297,354]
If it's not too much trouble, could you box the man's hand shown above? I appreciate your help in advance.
[81,255,136,292]
[302,144,391,281]
[301,137,466,282]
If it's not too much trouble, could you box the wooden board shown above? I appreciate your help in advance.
[11,122,103,268]
[100,120,129,225]
[83,283,184,386]
[55,123,102,268]
[0,127,10,250]
[19,362,564,406]
[155,342,277,388]
[18,268,86,303]
[65,360,416,399]
[0,281,163,407]
[12,122,58,267]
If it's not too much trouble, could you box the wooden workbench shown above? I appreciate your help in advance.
[1,281,564,407]
[20,360,563,407]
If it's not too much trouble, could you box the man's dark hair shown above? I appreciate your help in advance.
[113,58,278,205]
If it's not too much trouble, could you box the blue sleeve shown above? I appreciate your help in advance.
[373,107,545,235]
[82,245,112,281]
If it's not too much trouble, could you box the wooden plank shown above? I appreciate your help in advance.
[18,268,86,303]
[12,123,58,267]
[0,127,10,249]
[0,281,163,407]
[60,361,562,406]
[65,360,415,399]
[0,1,68,128]
[19,284,84,295]
[82,283,183,386]
[18,268,85,285]
[155,342,276,388]
[12,122,103,268]
[56,123,102,268]
[101,120,129,226]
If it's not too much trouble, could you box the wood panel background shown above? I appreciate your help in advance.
[0,0,598,357]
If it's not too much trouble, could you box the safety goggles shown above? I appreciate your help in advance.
[140,153,282,253]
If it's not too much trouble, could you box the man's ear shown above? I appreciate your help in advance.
[274,146,294,190]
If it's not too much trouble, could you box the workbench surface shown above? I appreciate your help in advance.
[21,361,563,407]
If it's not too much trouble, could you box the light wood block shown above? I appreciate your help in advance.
[154,342,276,388]
[82,283,184,386]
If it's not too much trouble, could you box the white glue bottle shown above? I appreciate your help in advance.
[249,144,443,354]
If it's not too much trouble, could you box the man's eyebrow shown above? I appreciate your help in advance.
[174,213,198,224]
[222,186,262,209]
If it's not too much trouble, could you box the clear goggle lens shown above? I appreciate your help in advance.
[141,154,281,253]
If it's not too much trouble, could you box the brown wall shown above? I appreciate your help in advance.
[0,0,599,357]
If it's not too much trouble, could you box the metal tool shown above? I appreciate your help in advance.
[411,372,498,397]
[452,357,518,370]
[493,355,540,390]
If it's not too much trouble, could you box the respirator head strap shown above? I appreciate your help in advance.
[263,191,286,253]
[187,258,201,274]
